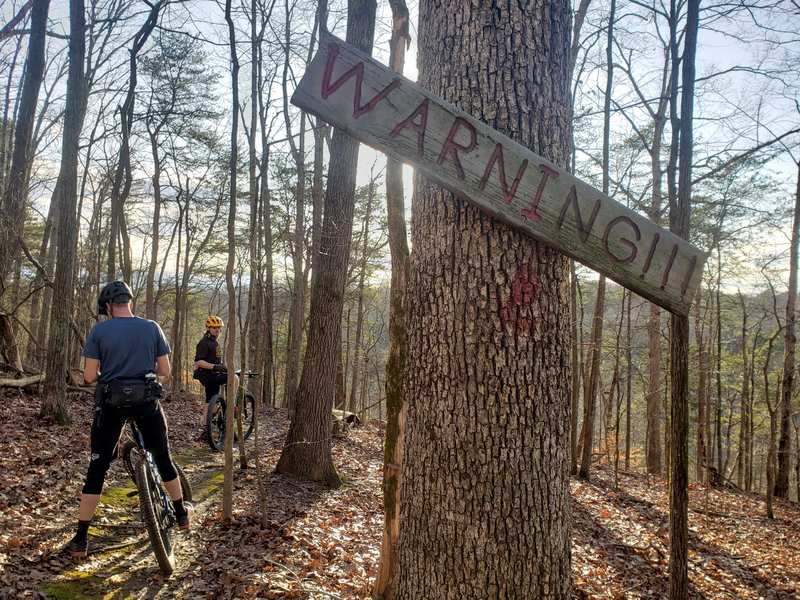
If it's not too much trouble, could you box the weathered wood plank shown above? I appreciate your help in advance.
[292,32,708,316]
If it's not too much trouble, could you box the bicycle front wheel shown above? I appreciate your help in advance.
[206,394,225,451]
[239,392,255,441]
[135,460,175,575]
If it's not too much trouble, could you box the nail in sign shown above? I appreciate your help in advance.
[292,32,708,316]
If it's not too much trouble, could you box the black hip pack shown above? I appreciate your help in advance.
[98,376,162,408]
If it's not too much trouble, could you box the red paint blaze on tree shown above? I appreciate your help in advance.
[498,246,542,335]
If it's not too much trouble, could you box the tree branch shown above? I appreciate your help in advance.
[692,127,800,186]
[0,0,32,41]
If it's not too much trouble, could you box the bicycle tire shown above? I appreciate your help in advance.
[135,459,175,575]
[239,392,255,441]
[121,440,141,482]
[206,394,225,451]
[176,465,193,503]
[123,442,192,502]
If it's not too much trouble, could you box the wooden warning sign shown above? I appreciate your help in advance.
[292,32,708,316]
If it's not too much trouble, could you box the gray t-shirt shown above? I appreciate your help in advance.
[82,317,171,382]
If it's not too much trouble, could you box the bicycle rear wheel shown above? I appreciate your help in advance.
[135,460,175,575]
[176,465,193,502]
[121,441,141,482]
[206,394,225,451]
[239,392,255,441]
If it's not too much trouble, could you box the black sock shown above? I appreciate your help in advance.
[75,519,91,542]
[173,498,186,518]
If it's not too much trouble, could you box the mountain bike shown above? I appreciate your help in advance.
[205,370,257,451]
[121,421,193,575]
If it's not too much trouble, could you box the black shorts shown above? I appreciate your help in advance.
[198,370,228,402]
[83,401,177,495]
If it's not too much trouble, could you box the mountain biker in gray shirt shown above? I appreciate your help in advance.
[66,282,191,557]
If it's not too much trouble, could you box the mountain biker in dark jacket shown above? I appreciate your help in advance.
[66,282,191,557]
[193,316,238,435]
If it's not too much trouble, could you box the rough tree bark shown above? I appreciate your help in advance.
[372,1,410,595]
[396,0,574,596]
[668,0,698,595]
[40,0,88,425]
[276,0,377,486]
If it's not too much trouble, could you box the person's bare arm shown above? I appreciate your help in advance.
[83,358,100,384]
[194,360,217,370]
[156,355,171,377]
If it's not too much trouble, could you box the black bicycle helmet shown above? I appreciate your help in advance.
[98,281,133,315]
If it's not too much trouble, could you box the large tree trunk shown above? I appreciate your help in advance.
[0,313,23,372]
[170,201,184,390]
[775,161,799,498]
[668,0,698,595]
[580,0,614,481]
[737,292,748,488]
[246,5,261,400]
[570,262,580,475]
[694,295,707,483]
[580,276,606,480]
[25,211,53,365]
[257,66,274,409]
[276,0,377,486]
[281,4,309,411]
[647,302,663,475]
[397,0,573,596]
[40,0,87,425]
[222,0,240,522]
[347,176,375,413]
[107,2,161,281]
[145,128,163,321]
[625,286,632,470]
[372,1,410,595]
[0,0,50,295]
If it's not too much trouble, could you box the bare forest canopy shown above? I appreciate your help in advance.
[0,0,799,594]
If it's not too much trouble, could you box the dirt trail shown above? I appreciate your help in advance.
[1,387,384,600]
[47,449,229,599]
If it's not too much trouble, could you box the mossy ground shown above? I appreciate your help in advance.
[42,573,109,600]
[41,462,222,600]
